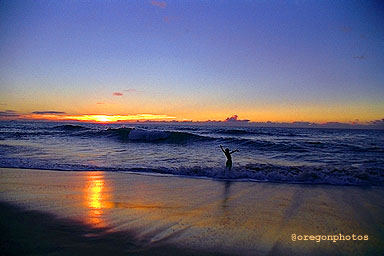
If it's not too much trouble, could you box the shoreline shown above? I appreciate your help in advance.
[1,167,384,255]
[0,165,381,187]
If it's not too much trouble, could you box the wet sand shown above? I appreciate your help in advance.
[0,168,384,255]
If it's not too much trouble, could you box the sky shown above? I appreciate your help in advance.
[0,0,383,123]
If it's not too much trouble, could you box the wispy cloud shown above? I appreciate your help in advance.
[113,89,140,96]
[0,110,19,118]
[353,55,366,60]
[123,88,139,93]
[151,0,166,8]
[32,111,66,115]
[96,102,116,105]
[368,118,384,127]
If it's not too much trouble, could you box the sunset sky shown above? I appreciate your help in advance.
[0,0,383,123]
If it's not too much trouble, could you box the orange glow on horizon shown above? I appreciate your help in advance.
[0,104,382,124]
[19,113,177,123]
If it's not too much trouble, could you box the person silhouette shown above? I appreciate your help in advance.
[220,145,239,172]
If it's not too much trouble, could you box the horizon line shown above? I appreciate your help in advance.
[0,115,383,130]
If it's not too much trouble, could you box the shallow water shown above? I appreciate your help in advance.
[0,121,383,185]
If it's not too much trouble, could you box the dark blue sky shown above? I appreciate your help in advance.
[0,0,383,122]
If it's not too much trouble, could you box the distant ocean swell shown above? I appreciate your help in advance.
[1,122,383,186]
[1,125,211,143]
[1,125,382,154]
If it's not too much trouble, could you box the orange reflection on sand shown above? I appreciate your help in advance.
[84,172,111,227]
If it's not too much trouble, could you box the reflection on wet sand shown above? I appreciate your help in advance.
[221,181,232,210]
[1,168,384,255]
[83,173,171,230]
[84,172,110,227]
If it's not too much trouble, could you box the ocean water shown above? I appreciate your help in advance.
[0,121,383,185]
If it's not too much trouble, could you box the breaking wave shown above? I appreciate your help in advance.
[1,122,383,186]
[0,157,382,186]
[1,126,211,143]
[1,126,383,154]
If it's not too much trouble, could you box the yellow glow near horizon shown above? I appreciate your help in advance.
[22,113,177,123]
[0,100,383,123]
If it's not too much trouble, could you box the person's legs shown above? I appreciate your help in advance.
[226,160,232,173]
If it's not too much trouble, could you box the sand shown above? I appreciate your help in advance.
[0,167,384,255]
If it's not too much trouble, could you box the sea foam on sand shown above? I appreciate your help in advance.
[0,168,383,255]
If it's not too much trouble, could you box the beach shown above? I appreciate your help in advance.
[1,168,383,255]
[1,0,383,255]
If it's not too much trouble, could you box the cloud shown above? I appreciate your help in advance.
[224,115,250,123]
[369,118,384,125]
[123,88,139,93]
[32,111,66,115]
[368,118,384,127]
[353,55,366,60]
[113,92,123,96]
[151,0,166,8]
[96,102,116,105]
[0,110,19,117]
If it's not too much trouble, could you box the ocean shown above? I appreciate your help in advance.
[0,121,383,185]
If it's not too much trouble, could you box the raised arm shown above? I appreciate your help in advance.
[220,145,225,153]
[230,149,239,154]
